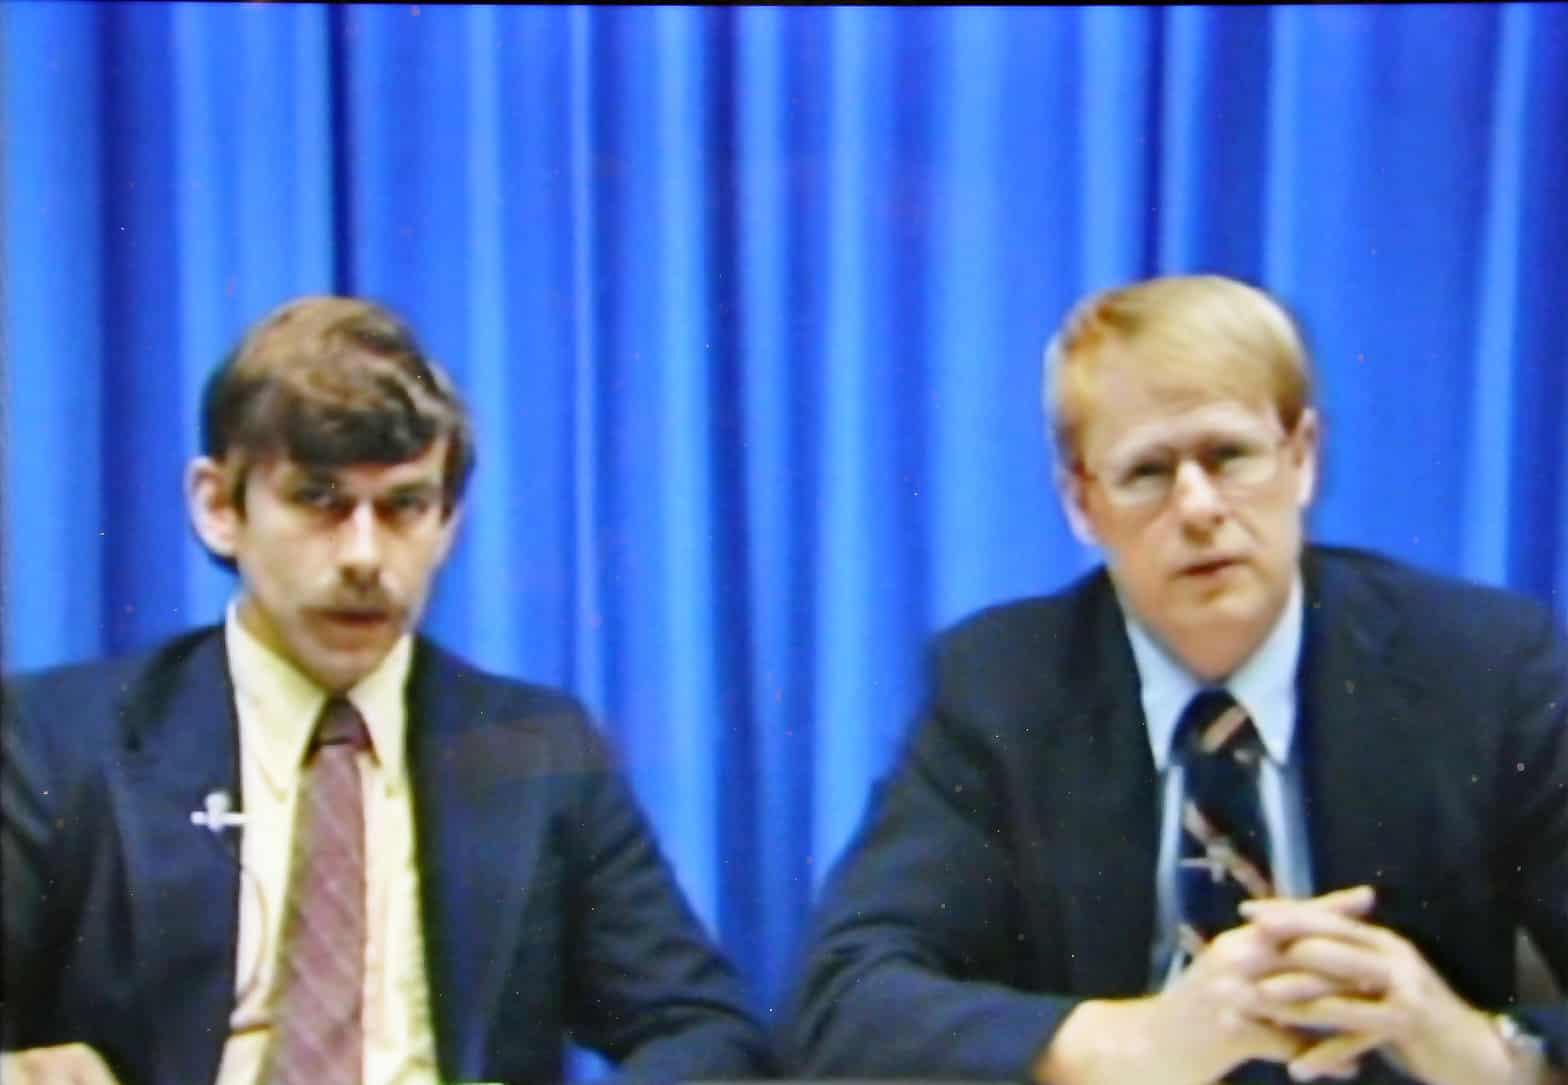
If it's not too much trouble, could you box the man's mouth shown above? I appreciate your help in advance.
[1180,556,1242,577]
[317,607,394,628]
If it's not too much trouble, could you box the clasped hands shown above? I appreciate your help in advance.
[1041,885,1523,1085]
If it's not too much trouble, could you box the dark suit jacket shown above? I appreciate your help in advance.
[786,546,1568,1082]
[1,628,771,1085]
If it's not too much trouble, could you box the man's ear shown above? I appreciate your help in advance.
[1292,408,1321,508]
[1055,464,1100,546]
[187,457,241,559]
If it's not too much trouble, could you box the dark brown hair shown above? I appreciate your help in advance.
[201,296,475,513]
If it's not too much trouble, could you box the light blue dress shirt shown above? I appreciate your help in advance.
[1119,575,1315,989]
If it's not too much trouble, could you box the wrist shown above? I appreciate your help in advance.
[1034,999,1140,1085]
[1033,999,1107,1085]
[1492,1012,1551,1085]
[1034,997,1197,1085]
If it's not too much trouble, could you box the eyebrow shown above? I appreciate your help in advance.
[1108,430,1271,462]
[1105,439,1180,463]
[277,467,441,495]
[282,468,340,488]
[381,480,441,496]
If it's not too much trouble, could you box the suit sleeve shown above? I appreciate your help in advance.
[1501,602,1568,1064]
[784,647,1079,1081]
[1,677,67,1051]
[559,736,774,1083]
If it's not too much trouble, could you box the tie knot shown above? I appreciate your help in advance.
[1176,690,1260,761]
[313,698,371,754]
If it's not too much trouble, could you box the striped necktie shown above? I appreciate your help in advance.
[1175,691,1296,1085]
[270,697,370,1085]
[1174,689,1275,955]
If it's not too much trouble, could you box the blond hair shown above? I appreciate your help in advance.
[1043,275,1312,465]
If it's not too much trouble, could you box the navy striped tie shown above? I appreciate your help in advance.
[1175,689,1274,949]
[1175,690,1296,1085]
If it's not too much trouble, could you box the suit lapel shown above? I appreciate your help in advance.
[112,631,241,1085]
[1046,579,1161,996]
[408,644,549,1081]
[1299,553,1433,908]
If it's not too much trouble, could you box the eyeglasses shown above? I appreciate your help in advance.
[1077,433,1294,510]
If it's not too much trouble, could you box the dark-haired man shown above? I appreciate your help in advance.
[2,297,772,1085]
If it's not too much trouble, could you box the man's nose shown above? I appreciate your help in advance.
[338,503,384,580]
[1170,458,1226,525]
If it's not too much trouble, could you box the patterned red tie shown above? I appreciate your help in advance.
[270,697,370,1085]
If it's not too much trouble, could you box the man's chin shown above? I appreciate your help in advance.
[1183,592,1268,630]
[1167,583,1288,649]
[1172,560,1265,606]
[297,641,396,693]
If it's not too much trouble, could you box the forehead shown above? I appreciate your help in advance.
[261,439,447,490]
[1079,368,1281,465]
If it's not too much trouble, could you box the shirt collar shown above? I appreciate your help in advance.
[224,601,413,787]
[1121,573,1303,770]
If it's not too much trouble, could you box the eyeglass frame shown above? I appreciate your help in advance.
[1071,423,1304,512]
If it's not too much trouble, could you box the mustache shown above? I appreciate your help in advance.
[318,587,399,612]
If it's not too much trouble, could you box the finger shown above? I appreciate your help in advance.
[1281,936,1392,995]
[1199,922,1295,978]
[1242,884,1374,919]
[1221,1011,1317,1066]
[1287,1029,1384,1081]
[1256,969,1344,1003]
[1256,992,1401,1037]
[1240,900,1393,950]
[1308,884,1377,917]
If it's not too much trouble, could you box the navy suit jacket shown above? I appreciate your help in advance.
[1,628,771,1085]
[787,546,1568,1082]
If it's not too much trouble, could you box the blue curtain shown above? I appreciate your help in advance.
[5,2,1568,1031]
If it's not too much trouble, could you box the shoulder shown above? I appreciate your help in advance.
[3,628,226,790]
[412,639,589,717]
[408,639,615,773]
[912,568,1124,740]
[4,628,222,729]
[1310,545,1560,663]
[932,566,1117,679]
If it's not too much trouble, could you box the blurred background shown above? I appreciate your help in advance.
[4,1,1567,1039]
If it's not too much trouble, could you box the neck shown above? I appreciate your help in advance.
[1173,627,1268,682]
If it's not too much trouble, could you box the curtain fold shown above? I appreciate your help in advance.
[5,2,1567,1019]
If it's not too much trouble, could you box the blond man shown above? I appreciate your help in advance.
[789,276,1567,1084]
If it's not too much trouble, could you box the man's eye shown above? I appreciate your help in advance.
[1209,443,1265,475]
[294,487,340,510]
[1124,461,1172,484]
[1211,443,1251,462]
[384,493,433,518]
